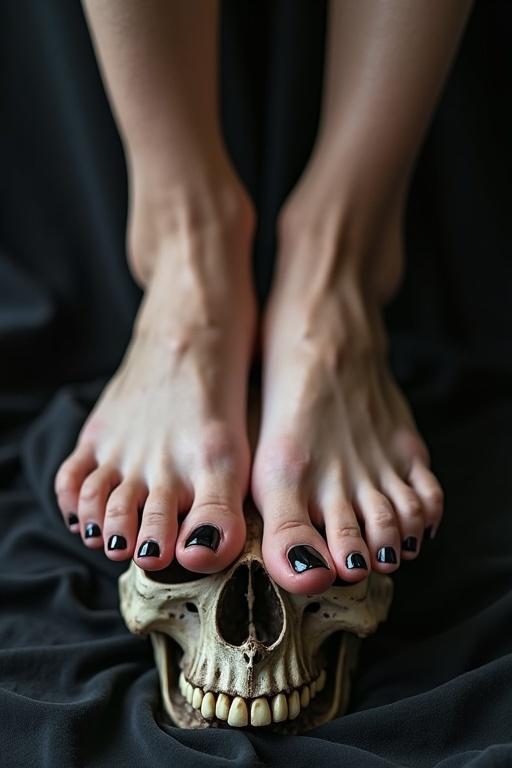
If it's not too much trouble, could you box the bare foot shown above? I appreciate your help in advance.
[252,218,444,595]
[55,190,256,573]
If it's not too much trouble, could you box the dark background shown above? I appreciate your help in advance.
[1,1,511,766]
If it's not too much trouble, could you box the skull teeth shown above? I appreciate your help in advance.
[288,689,300,720]
[271,693,288,723]
[181,669,326,726]
[192,687,204,709]
[250,697,271,727]
[227,696,249,727]
[178,671,187,697]
[200,691,216,719]
[300,685,310,708]
[215,692,231,721]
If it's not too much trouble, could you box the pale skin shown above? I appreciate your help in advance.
[55,0,472,594]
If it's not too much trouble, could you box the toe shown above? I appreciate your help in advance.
[176,475,246,574]
[408,459,444,538]
[323,499,370,582]
[356,486,401,573]
[134,483,179,570]
[55,446,97,531]
[77,464,121,548]
[380,472,424,559]
[103,479,147,561]
[259,489,335,595]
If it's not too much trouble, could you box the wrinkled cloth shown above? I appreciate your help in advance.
[1,1,512,766]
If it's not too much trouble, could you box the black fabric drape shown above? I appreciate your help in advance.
[1,1,511,766]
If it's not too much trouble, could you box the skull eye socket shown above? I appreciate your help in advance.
[304,601,321,613]
[146,559,210,584]
[185,602,198,613]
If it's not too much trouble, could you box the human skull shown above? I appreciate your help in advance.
[119,506,393,732]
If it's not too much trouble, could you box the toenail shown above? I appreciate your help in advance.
[346,552,368,570]
[424,525,437,540]
[108,534,127,551]
[137,540,160,558]
[376,546,397,564]
[185,524,220,552]
[67,513,79,527]
[287,545,329,574]
[85,522,101,539]
[402,536,418,552]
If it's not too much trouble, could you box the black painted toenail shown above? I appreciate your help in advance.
[402,536,418,552]
[288,545,329,574]
[108,534,127,551]
[138,540,160,558]
[424,526,436,540]
[85,522,101,539]
[376,546,397,564]
[67,513,79,527]
[185,524,220,551]
[346,552,368,570]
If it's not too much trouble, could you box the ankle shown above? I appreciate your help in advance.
[276,174,405,304]
[273,201,368,307]
[127,164,255,286]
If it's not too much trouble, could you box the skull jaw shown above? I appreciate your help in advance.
[151,630,359,733]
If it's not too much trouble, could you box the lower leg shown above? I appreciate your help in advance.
[253,0,472,593]
[80,0,253,283]
[56,1,255,571]
[279,0,473,299]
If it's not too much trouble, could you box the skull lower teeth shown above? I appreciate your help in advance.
[178,669,327,727]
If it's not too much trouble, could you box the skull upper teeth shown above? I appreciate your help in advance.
[178,669,327,726]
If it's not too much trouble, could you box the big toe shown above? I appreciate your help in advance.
[176,476,246,574]
[259,490,335,595]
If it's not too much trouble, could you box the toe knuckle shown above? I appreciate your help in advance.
[274,518,307,537]
[150,486,175,505]
[143,509,167,526]
[55,466,77,493]
[257,438,310,487]
[79,479,101,503]
[334,525,361,539]
[192,499,235,519]
[373,506,395,529]
[105,504,129,520]
[425,487,444,513]
[197,424,239,471]
[401,494,423,520]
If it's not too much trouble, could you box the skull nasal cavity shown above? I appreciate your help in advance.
[217,563,284,647]
[217,565,250,646]
[251,562,283,646]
